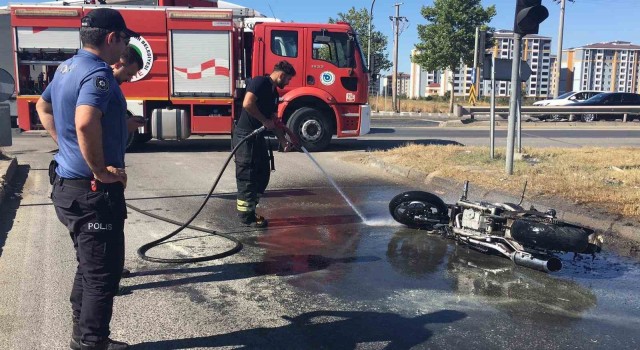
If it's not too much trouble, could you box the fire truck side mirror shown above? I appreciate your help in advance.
[345,39,355,68]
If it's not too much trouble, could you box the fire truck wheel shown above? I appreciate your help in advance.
[288,107,332,152]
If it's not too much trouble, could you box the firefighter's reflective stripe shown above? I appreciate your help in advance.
[237,199,255,212]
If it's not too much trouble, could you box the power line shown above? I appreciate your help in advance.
[265,0,276,19]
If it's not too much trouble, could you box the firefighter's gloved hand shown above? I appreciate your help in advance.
[282,140,295,152]
[262,119,276,130]
[287,134,302,151]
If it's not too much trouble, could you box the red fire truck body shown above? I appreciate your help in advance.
[10,3,370,151]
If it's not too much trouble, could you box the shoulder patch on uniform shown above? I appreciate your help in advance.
[94,76,110,92]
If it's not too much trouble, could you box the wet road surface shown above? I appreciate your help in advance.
[1,134,640,349]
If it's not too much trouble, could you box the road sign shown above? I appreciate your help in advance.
[467,84,477,105]
[482,55,531,82]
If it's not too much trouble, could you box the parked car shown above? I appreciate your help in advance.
[533,91,601,121]
[572,92,640,122]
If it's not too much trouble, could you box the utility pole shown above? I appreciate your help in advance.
[390,3,407,113]
[553,0,568,98]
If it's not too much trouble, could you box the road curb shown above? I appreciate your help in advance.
[0,156,18,209]
[360,153,639,246]
[373,111,456,118]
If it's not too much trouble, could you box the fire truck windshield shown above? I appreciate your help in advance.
[354,34,368,73]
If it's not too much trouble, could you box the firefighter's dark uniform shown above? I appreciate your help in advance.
[233,76,278,224]
[42,49,128,347]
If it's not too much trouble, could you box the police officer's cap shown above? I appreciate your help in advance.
[81,8,139,38]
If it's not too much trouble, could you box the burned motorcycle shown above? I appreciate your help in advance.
[389,181,602,272]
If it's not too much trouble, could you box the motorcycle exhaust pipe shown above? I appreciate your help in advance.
[512,251,562,273]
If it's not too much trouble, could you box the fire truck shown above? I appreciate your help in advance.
[9,0,370,151]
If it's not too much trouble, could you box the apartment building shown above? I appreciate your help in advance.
[409,30,553,98]
[409,49,441,98]
[381,73,411,97]
[481,30,553,98]
[557,41,640,94]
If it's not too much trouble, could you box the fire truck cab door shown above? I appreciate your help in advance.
[263,27,304,92]
[306,29,358,104]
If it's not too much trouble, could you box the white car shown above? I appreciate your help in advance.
[533,91,602,120]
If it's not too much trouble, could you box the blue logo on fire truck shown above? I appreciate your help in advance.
[320,71,335,86]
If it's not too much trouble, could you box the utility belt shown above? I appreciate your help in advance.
[48,159,124,192]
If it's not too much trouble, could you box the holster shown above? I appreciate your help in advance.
[267,140,275,171]
[48,159,58,186]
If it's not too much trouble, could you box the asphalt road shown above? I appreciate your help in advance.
[359,118,640,149]
[1,131,640,349]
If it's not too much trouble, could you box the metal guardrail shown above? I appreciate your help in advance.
[455,105,640,119]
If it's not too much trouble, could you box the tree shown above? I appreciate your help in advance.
[329,7,392,80]
[413,0,496,112]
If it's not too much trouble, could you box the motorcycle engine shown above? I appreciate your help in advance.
[461,209,490,232]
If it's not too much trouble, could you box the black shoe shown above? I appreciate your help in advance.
[79,338,129,350]
[121,268,131,278]
[239,213,268,228]
[116,285,131,296]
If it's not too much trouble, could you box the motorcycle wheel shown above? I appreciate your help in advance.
[510,220,592,253]
[389,191,448,229]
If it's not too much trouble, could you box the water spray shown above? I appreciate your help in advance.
[300,146,367,223]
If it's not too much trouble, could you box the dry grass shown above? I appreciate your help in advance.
[369,97,489,113]
[371,145,640,219]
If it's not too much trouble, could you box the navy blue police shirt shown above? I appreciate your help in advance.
[42,49,128,179]
[236,76,279,130]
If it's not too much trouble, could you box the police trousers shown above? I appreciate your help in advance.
[233,127,271,220]
[51,177,127,344]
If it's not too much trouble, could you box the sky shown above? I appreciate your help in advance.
[3,0,639,74]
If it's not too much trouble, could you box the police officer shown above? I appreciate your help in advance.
[233,61,296,228]
[35,8,137,350]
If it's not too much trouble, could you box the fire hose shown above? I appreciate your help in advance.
[133,122,301,264]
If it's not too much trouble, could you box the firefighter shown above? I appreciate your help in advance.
[112,45,144,281]
[112,45,146,134]
[233,61,296,228]
[113,45,143,85]
[35,8,137,350]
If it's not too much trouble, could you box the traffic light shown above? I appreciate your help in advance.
[513,0,549,35]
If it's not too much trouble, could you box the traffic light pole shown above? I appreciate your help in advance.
[517,85,522,152]
[490,51,496,159]
[506,33,522,175]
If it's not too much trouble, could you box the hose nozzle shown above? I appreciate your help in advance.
[249,125,266,137]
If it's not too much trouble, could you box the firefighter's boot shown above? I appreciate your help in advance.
[238,211,268,228]
[70,318,81,350]
[79,338,129,350]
